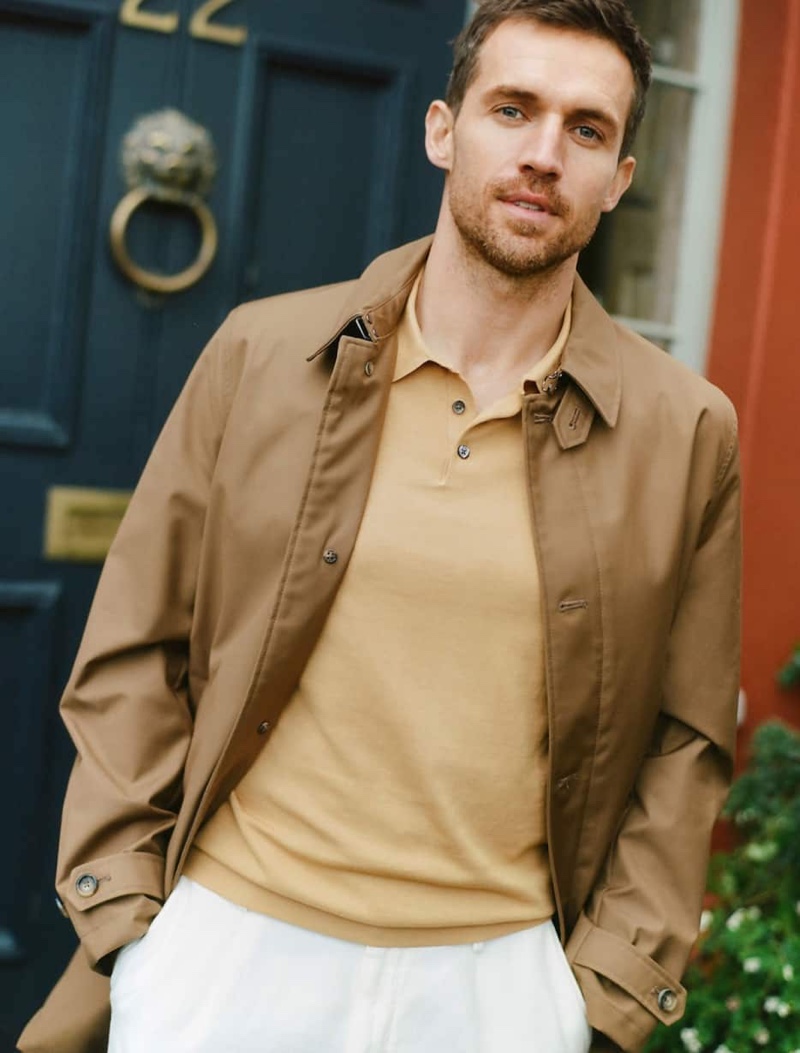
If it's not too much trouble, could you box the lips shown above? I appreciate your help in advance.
[499,189,561,216]
[505,194,555,214]
[511,200,547,212]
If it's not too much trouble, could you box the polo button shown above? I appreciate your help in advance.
[364,361,374,377]
[76,874,98,898]
[457,444,471,460]
[657,988,678,1013]
[257,721,272,735]
[452,400,466,415]
[323,550,339,565]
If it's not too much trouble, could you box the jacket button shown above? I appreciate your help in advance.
[75,874,98,898]
[257,721,272,735]
[457,445,471,460]
[364,361,374,377]
[323,550,339,565]
[657,988,678,1013]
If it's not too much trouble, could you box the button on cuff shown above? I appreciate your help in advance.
[657,988,678,1013]
[76,874,99,898]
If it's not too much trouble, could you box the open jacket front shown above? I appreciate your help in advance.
[20,238,741,1053]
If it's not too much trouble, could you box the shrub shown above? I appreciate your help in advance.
[644,721,800,1053]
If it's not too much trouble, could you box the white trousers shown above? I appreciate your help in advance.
[109,878,592,1053]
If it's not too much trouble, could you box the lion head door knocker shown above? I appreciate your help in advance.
[110,109,219,295]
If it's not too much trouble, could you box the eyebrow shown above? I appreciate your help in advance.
[483,85,621,135]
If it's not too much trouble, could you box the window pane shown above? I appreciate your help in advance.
[628,0,702,73]
[578,81,694,326]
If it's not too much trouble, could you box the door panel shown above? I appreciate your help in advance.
[0,0,465,1042]
[0,582,61,961]
[1,4,112,450]
[237,42,411,297]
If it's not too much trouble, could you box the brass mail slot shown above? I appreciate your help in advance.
[44,487,133,563]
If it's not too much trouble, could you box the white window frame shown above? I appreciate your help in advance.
[463,0,742,376]
[613,0,741,374]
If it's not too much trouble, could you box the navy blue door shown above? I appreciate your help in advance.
[0,0,464,1043]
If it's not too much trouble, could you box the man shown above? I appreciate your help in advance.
[20,1,741,1051]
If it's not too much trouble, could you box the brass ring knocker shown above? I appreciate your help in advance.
[110,187,218,295]
[109,109,219,296]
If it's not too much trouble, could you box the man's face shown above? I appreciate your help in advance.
[426,19,637,279]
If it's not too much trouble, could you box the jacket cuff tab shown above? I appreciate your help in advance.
[569,914,686,1026]
[60,852,164,914]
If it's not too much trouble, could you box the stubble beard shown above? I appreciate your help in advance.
[448,179,602,281]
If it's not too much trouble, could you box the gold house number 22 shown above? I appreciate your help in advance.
[120,0,248,47]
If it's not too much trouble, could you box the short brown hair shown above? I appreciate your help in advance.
[446,0,652,157]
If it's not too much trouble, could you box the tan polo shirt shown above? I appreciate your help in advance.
[185,274,571,945]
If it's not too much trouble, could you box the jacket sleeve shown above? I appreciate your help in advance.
[568,408,742,1053]
[54,320,237,974]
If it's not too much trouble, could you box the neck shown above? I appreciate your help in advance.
[416,211,575,394]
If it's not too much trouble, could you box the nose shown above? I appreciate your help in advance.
[518,117,564,179]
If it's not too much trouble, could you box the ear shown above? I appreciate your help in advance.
[602,155,636,213]
[425,100,455,172]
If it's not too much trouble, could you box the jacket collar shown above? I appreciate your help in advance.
[309,236,622,428]
[562,276,622,428]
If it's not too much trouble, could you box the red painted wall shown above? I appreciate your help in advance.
[707,0,800,755]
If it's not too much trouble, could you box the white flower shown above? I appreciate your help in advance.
[765,997,780,1013]
[755,1029,770,1046]
[776,1001,791,1018]
[699,910,714,933]
[714,1046,733,1053]
[681,1028,703,1053]
[743,957,762,973]
[746,906,762,921]
[785,964,796,981]
[726,909,745,931]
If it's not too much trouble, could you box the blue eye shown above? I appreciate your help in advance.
[498,105,523,119]
[576,126,600,141]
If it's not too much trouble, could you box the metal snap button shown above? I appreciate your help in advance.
[457,445,471,460]
[75,874,99,898]
[323,550,339,565]
[257,721,272,735]
[657,988,678,1013]
[364,361,374,377]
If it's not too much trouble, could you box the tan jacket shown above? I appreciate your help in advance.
[19,237,741,1053]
